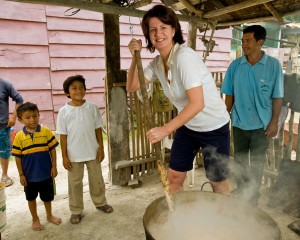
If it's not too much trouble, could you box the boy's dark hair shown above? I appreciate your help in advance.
[63,75,86,98]
[17,102,39,119]
[243,25,266,42]
[141,4,185,53]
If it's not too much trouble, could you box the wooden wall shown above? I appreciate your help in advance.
[0,0,232,132]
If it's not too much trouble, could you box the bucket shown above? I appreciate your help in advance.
[143,191,281,240]
[0,182,6,233]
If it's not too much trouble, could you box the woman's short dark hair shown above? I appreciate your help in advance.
[243,25,266,42]
[141,4,185,53]
[63,75,86,98]
[17,102,39,119]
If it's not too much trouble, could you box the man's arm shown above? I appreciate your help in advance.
[7,103,22,127]
[224,95,234,113]
[7,82,23,127]
[265,98,282,138]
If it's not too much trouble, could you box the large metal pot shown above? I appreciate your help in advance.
[143,191,281,240]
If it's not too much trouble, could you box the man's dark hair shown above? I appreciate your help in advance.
[141,4,185,53]
[17,102,39,119]
[243,25,266,42]
[63,75,86,98]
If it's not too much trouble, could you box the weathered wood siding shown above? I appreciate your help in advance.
[0,0,232,132]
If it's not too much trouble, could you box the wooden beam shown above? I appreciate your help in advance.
[203,0,275,19]
[263,2,284,24]
[101,0,114,3]
[115,157,157,169]
[209,0,233,20]
[179,0,203,17]
[8,0,208,25]
[217,9,300,27]
[132,0,152,9]
[172,0,205,11]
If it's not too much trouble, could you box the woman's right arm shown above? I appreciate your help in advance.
[127,38,150,92]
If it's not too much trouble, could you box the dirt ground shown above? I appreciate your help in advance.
[1,142,300,240]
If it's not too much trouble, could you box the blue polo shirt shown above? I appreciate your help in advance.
[221,51,283,130]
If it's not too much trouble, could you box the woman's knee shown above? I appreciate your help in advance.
[168,169,186,184]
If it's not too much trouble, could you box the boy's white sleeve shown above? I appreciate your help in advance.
[56,110,67,135]
[95,105,103,129]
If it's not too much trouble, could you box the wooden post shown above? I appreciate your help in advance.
[187,21,197,50]
[103,14,131,185]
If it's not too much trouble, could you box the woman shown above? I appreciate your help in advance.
[127,4,230,194]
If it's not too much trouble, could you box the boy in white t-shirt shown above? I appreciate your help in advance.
[56,75,113,224]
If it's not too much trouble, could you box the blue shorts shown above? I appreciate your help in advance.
[0,128,11,159]
[169,122,230,182]
[24,178,55,202]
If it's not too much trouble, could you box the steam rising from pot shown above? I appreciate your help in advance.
[144,191,280,240]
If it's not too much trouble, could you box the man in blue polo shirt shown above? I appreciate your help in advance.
[221,25,283,205]
[0,77,24,187]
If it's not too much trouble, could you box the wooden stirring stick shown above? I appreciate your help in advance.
[134,50,174,212]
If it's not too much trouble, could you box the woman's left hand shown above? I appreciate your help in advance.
[147,126,169,144]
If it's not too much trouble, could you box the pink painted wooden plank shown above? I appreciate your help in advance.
[86,92,105,108]
[49,44,104,58]
[120,35,145,47]
[0,20,48,45]
[0,68,51,90]
[120,48,155,61]
[0,0,46,22]
[50,58,104,71]
[52,95,68,112]
[202,52,231,61]
[47,17,103,32]
[121,57,153,70]
[39,111,56,130]
[205,41,231,53]
[120,22,144,36]
[18,90,53,111]
[120,15,141,24]
[50,70,105,89]
[199,28,232,38]
[0,45,50,68]
[48,31,104,45]
[45,6,103,20]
